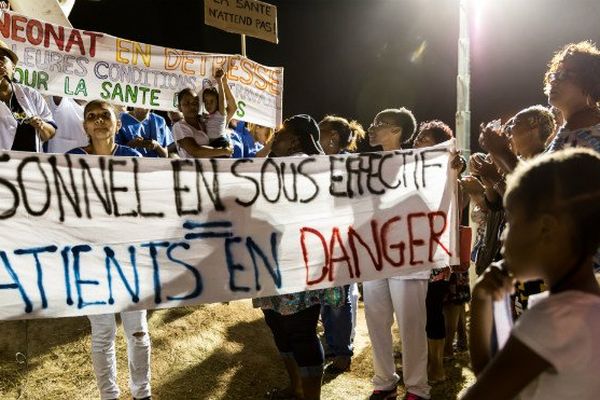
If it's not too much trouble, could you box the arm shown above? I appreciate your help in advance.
[462,336,550,400]
[468,264,516,374]
[479,125,519,173]
[221,73,238,122]
[146,139,168,157]
[177,137,232,158]
[28,116,56,142]
[255,139,272,158]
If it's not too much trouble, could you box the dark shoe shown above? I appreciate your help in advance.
[325,356,351,374]
[134,397,151,400]
[369,387,397,400]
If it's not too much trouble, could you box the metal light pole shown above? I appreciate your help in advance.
[456,0,471,160]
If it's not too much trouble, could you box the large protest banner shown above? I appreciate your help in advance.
[0,141,459,320]
[0,9,283,128]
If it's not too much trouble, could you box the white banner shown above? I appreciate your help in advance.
[0,141,459,320]
[0,10,283,128]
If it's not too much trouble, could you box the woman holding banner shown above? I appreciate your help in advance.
[254,114,344,400]
[0,40,56,152]
[67,100,152,400]
[364,108,430,400]
[317,115,365,373]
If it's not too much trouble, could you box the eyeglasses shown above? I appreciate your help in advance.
[504,116,538,136]
[368,121,396,131]
[548,69,577,83]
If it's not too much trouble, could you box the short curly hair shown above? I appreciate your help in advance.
[416,120,454,145]
[544,41,600,102]
[513,105,556,143]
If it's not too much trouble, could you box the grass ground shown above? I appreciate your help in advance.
[0,300,474,399]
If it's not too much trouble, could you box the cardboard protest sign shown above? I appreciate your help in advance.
[204,0,278,44]
[0,9,283,128]
[0,141,459,320]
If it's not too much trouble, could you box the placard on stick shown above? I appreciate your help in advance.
[204,0,278,44]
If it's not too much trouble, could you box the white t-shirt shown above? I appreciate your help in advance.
[44,97,88,153]
[512,290,600,400]
[204,111,226,139]
[172,119,209,158]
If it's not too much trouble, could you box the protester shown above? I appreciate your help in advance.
[44,96,88,153]
[202,68,238,148]
[253,114,344,400]
[363,108,430,400]
[318,115,366,155]
[544,41,600,153]
[116,107,173,158]
[0,40,56,151]
[479,106,556,315]
[248,122,275,157]
[314,115,365,373]
[172,88,232,158]
[463,148,600,400]
[229,120,264,158]
[67,100,151,400]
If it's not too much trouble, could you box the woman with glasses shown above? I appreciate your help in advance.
[544,41,600,152]
[363,108,431,400]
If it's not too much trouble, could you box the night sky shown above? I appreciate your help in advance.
[69,0,600,149]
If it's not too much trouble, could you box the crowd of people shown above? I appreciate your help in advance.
[1,29,600,400]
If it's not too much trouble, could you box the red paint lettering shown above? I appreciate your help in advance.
[44,24,65,50]
[348,220,382,276]
[407,212,427,265]
[381,216,406,267]
[427,211,452,261]
[0,12,10,38]
[65,29,85,55]
[11,15,26,43]
[83,31,103,57]
[25,20,43,46]
[300,227,329,285]
[328,227,354,281]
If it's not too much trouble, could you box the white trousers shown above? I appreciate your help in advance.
[363,278,430,398]
[88,310,151,400]
[350,283,359,341]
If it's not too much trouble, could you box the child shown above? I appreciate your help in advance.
[462,148,600,400]
[202,68,238,149]
[67,100,151,400]
[172,88,232,158]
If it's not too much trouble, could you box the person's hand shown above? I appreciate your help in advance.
[0,2,9,10]
[215,68,224,81]
[127,136,145,148]
[468,153,487,175]
[472,262,515,301]
[222,145,233,156]
[141,139,159,150]
[450,150,466,171]
[479,120,511,154]
[471,154,502,188]
[460,175,485,196]
[25,116,45,130]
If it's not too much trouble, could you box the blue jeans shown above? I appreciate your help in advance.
[320,285,354,357]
